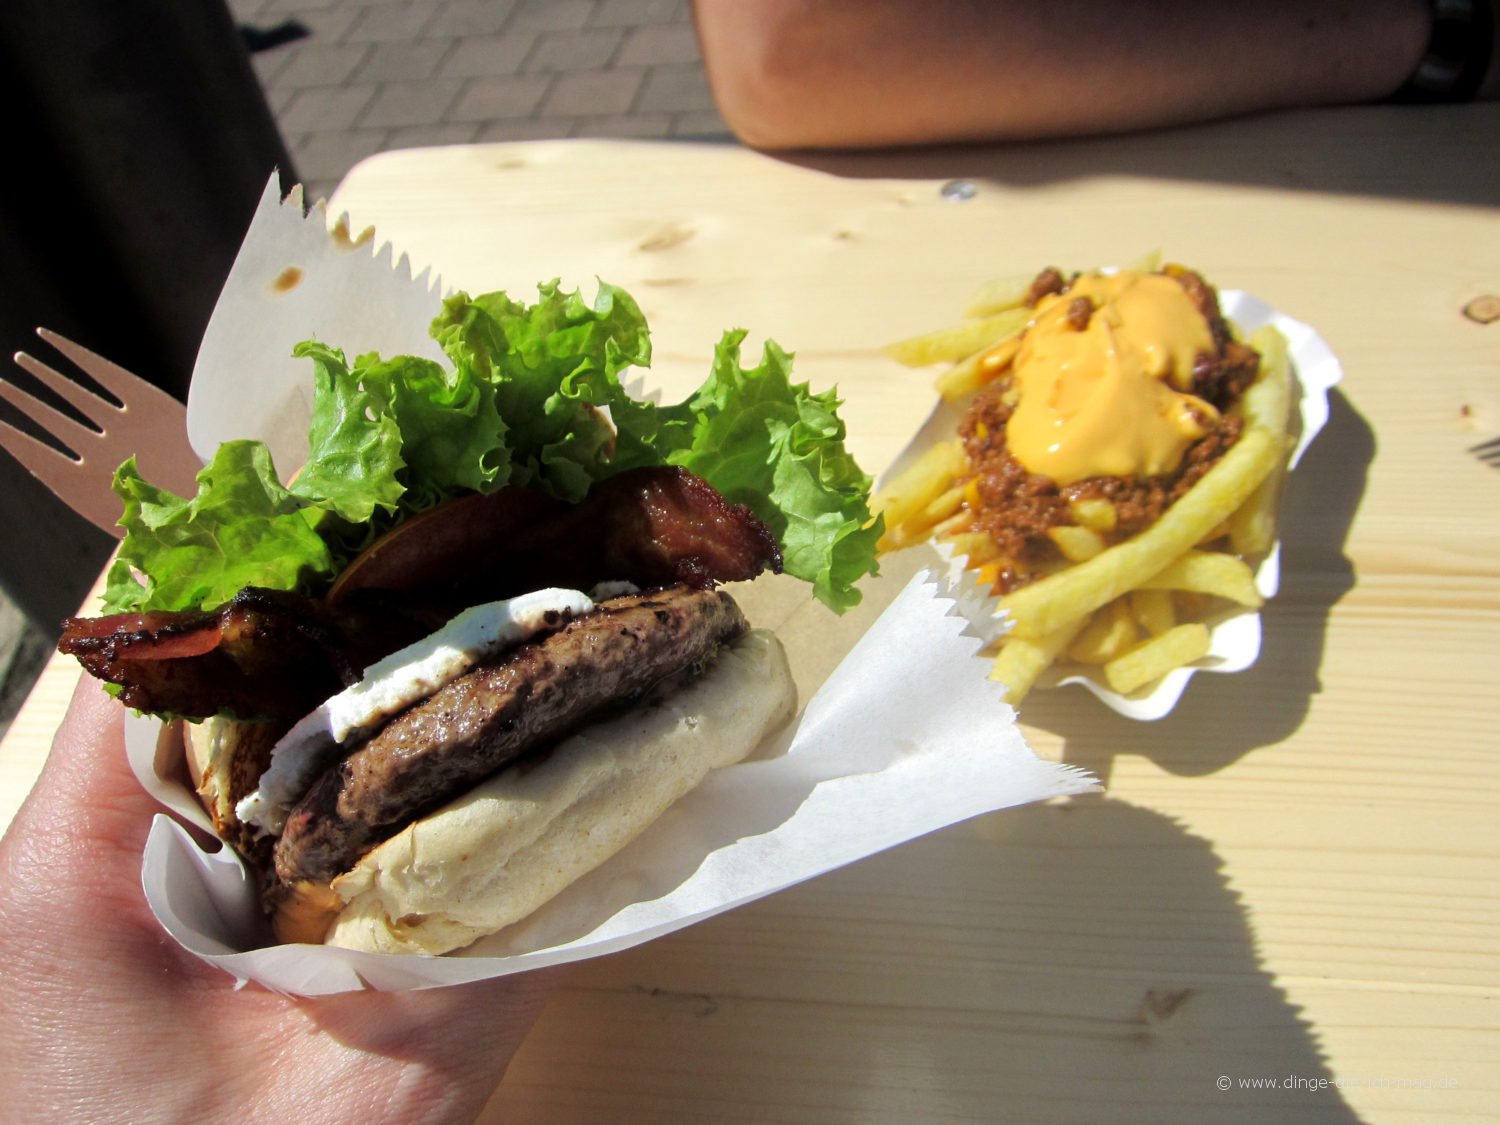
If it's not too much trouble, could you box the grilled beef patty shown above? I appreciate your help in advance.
[274,585,748,885]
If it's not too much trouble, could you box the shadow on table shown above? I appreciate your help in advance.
[783,104,1499,210]
[1022,388,1372,785]
[479,402,1377,1121]
[490,797,1364,1123]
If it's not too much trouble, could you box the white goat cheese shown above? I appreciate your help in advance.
[237,587,596,836]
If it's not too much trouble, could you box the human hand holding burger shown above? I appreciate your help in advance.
[0,677,557,1121]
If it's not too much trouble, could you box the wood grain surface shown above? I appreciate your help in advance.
[3,102,1496,1123]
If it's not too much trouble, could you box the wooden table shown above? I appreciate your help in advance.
[4,104,1498,1122]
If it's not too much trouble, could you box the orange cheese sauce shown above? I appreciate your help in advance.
[1004,271,1219,485]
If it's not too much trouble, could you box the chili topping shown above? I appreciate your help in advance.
[959,266,1259,592]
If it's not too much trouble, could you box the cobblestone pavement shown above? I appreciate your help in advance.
[235,0,730,200]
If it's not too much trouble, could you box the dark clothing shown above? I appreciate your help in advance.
[0,0,296,629]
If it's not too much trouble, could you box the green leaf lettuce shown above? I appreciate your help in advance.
[108,281,879,616]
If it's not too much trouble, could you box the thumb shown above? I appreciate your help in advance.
[3,677,160,891]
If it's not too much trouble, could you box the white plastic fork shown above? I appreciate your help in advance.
[1,329,202,536]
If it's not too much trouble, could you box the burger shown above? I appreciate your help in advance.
[58,282,881,955]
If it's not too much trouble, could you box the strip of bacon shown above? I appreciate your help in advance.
[58,468,782,719]
[489,466,783,597]
[327,486,564,604]
[332,466,781,606]
[58,588,438,721]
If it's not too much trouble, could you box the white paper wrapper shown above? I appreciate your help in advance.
[130,176,1094,995]
[187,178,447,473]
[881,289,1344,721]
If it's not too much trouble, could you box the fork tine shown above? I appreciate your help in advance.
[32,328,201,496]
[0,371,105,459]
[36,328,181,416]
[3,331,194,536]
[0,414,122,535]
[12,349,121,426]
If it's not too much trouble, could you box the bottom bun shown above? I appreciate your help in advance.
[183,715,279,855]
[313,628,795,955]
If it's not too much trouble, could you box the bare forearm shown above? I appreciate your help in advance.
[692,0,1433,148]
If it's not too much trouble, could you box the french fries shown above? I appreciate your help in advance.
[1129,588,1176,637]
[1103,624,1211,695]
[988,616,1086,705]
[1067,598,1139,664]
[998,427,1280,639]
[1229,325,1294,556]
[1138,550,1263,607]
[962,274,1036,318]
[873,260,1295,706]
[872,439,968,550]
[883,307,1031,368]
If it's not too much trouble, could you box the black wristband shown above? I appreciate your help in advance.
[1386,0,1494,102]
[1386,0,1494,101]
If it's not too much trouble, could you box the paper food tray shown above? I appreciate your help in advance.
[876,289,1343,721]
